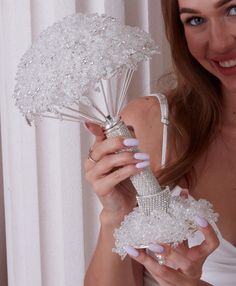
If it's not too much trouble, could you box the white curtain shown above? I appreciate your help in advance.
[0,0,171,285]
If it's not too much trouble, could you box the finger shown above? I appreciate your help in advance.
[84,122,105,142]
[86,151,140,181]
[188,216,220,261]
[147,243,178,273]
[167,249,200,279]
[91,164,142,196]
[174,240,189,256]
[85,123,136,140]
[147,243,170,259]
[147,243,194,276]
[85,137,126,170]
[126,248,190,286]
[85,137,139,170]
[148,241,201,279]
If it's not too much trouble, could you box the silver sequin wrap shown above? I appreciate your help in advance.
[104,119,171,216]
[136,187,170,215]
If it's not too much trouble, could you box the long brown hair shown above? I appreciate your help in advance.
[158,0,223,188]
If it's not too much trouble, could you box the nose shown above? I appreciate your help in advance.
[208,20,235,53]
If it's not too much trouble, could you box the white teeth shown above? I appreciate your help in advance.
[219,59,236,68]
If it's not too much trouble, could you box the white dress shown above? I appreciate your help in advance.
[143,94,236,286]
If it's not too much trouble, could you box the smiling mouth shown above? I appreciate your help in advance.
[218,59,236,68]
[211,57,236,76]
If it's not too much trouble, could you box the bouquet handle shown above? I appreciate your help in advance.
[104,118,171,216]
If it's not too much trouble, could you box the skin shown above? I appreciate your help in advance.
[84,0,236,285]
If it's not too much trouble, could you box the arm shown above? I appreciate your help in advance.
[83,125,145,286]
[84,210,144,286]
[84,96,163,286]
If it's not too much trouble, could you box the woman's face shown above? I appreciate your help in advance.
[178,0,236,93]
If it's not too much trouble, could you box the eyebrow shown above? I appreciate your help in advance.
[214,0,233,8]
[179,0,233,15]
[179,8,200,15]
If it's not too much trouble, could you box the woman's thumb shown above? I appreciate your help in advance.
[84,122,105,141]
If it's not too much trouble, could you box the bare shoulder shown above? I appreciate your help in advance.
[120,95,164,172]
[120,95,162,125]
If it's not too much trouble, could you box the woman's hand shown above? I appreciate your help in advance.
[84,122,150,225]
[125,215,219,286]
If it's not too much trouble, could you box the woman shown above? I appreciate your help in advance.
[84,0,236,285]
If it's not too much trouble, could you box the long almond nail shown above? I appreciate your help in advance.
[124,246,139,257]
[147,244,164,253]
[134,153,150,160]
[123,138,139,147]
[195,215,208,228]
[136,161,150,169]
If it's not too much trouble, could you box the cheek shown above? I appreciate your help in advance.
[184,31,205,61]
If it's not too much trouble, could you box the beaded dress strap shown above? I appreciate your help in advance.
[151,93,169,168]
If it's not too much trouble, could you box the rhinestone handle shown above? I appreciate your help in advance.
[104,119,170,215]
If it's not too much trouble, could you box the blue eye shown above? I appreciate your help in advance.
[186,17,205,26]
[228,6,236,16]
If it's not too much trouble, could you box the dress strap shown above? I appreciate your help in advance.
[151,93,169,167]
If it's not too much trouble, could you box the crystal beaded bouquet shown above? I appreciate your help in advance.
[13,13,218,259]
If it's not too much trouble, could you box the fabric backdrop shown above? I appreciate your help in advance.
[0,0,171,285]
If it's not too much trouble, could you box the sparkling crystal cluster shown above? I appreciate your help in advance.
[113,194,219,259]
[136,187,171,215]
[13,13,158,122]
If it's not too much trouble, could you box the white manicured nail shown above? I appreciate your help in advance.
[195,215,208,228]
[123,138,139,147]
[134,153,150,160]
[136,161,150,169]
[124,246,139,257]
[147,244,164,253]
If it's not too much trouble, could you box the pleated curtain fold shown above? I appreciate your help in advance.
[0,1,171,285]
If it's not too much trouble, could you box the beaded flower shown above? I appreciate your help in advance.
[13,13,158,125]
